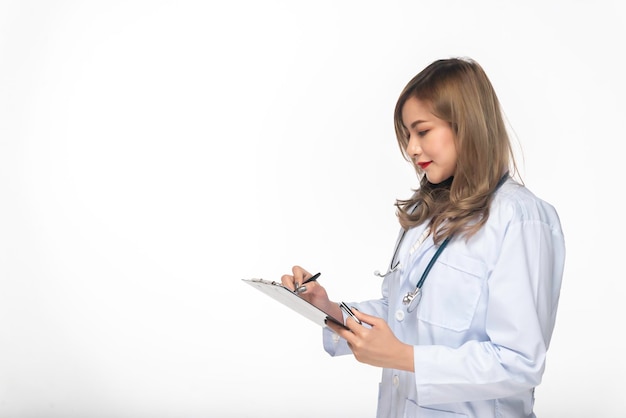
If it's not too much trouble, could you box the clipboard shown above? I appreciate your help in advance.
[242,278,347,329]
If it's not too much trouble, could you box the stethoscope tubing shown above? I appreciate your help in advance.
[378,173,510,308]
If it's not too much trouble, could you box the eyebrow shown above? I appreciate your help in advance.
[409,119,427,130]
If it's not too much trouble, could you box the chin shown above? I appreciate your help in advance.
[425,173,441,184]
[425,173,452,185]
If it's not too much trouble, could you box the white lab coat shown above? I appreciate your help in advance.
[323,179,565,418]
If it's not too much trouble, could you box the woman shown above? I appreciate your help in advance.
[281,57,565,418]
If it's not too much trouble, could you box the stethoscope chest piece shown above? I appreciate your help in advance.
[403,287,422,313]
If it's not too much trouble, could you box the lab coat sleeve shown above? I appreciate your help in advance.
[413,212,565,406]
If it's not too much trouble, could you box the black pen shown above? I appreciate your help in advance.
[295,272,321,294]
[340,301,362,325]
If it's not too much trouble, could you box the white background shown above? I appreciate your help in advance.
[1,1,624,417]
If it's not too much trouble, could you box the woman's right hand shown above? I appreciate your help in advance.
[281,265,339,319]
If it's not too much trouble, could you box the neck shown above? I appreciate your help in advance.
[426,176,454,189]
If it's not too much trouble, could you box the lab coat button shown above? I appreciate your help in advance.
[395,310,405,321]
[393,375,400,387]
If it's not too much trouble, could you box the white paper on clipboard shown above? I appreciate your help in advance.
[242,278,346,329]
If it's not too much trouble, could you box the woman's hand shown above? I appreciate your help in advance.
[280,265,311,292]
[326,309,415,372]
[280,265,342,320]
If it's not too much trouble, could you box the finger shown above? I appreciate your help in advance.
[350,308,380,326]
[291,265,310,287]
[295,278,322,295]
[345,315,364,331]
[280,274,296,290]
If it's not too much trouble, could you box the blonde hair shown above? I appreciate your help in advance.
[394,57,518,243]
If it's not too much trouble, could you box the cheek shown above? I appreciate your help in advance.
[443,135,458,162]
[429,135,455,160]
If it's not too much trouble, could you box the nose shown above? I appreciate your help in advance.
[406,132,421,159]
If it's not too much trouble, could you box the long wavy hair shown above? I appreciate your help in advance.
[394,57,519,244]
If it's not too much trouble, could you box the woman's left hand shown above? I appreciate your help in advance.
[326,309,415,372]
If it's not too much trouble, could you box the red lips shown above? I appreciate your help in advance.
[417,161,432,169]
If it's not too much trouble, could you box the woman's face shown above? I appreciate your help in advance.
[401,96,457,184]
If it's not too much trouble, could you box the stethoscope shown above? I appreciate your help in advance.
[375,231,451,312]
[374,173,509,313]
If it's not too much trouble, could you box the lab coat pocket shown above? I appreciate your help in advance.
[404,399,467,417]
[416,251,486,332]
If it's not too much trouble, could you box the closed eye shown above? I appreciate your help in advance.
[417,130,429,137]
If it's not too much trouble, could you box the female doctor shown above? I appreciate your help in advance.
[281,57,565,418]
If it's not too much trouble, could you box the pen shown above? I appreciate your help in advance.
[295,272,321,294]
[340,301,362,325]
